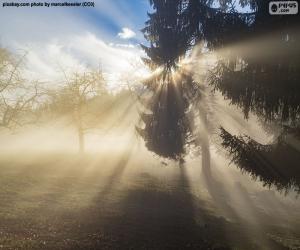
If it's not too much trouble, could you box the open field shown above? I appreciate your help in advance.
[0,149,299,250]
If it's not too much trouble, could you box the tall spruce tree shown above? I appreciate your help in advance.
[205,1,300,191]
[137,0,254,160]
[137,0,254,161]
[208,1,300,124]
[137,0,203,161]
[138,0,300,188]
[220,127,300,192]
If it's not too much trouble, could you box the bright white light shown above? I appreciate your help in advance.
[14,33,146,89]
[118,27,136,39]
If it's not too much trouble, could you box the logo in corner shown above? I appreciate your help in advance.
[269,1,298,15]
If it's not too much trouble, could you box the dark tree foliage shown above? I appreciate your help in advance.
[141,0,255,70]
[138,0,205,160]
[209,57,300,123]
[208,0,300,124]
[141,0,190,71]
[137,72,200,160]
[139,0,300,175]
[220,127,300,193]
[138,0,254,160]
[202,1,300,191]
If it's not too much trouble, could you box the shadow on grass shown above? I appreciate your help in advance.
[79,164,235,249]
[0,153,293,249]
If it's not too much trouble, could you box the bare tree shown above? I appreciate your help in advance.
[0,47,42,130]
[48,69,106,153]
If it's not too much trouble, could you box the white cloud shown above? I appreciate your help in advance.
[0,5,144,90]
[110,43,136,49]
[118,27,136,39]
[14,33,146,90]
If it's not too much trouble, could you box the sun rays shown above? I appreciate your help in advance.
[0,16,299,250]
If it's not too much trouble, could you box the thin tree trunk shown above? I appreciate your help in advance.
[201,134,211,179]
[78,127,84,154]
[199,105,211,179]
[190,104,212,179]
[76,106,85,154]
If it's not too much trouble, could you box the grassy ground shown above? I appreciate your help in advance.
[0,152,299,249]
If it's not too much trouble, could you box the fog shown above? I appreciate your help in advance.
[0,24,300,249]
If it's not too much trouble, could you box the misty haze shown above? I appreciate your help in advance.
[0,1,299,249]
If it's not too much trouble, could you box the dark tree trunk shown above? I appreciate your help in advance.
[199,105,211,179]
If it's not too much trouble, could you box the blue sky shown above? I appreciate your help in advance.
[0,0,150,44]
[0,0,250,88]
[85,0,150,42]
[0,0,152,88]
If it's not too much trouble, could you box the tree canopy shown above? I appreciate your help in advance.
[137,0,300,192]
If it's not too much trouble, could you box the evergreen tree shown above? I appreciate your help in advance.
[137,0,202,161]
[138,0,300,187]
[137,0,256,161]
[220,127,300,193]
[205,0,300,191]
[207,0,300,125]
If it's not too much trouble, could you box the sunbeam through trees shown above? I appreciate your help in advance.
[0,0,300,249]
